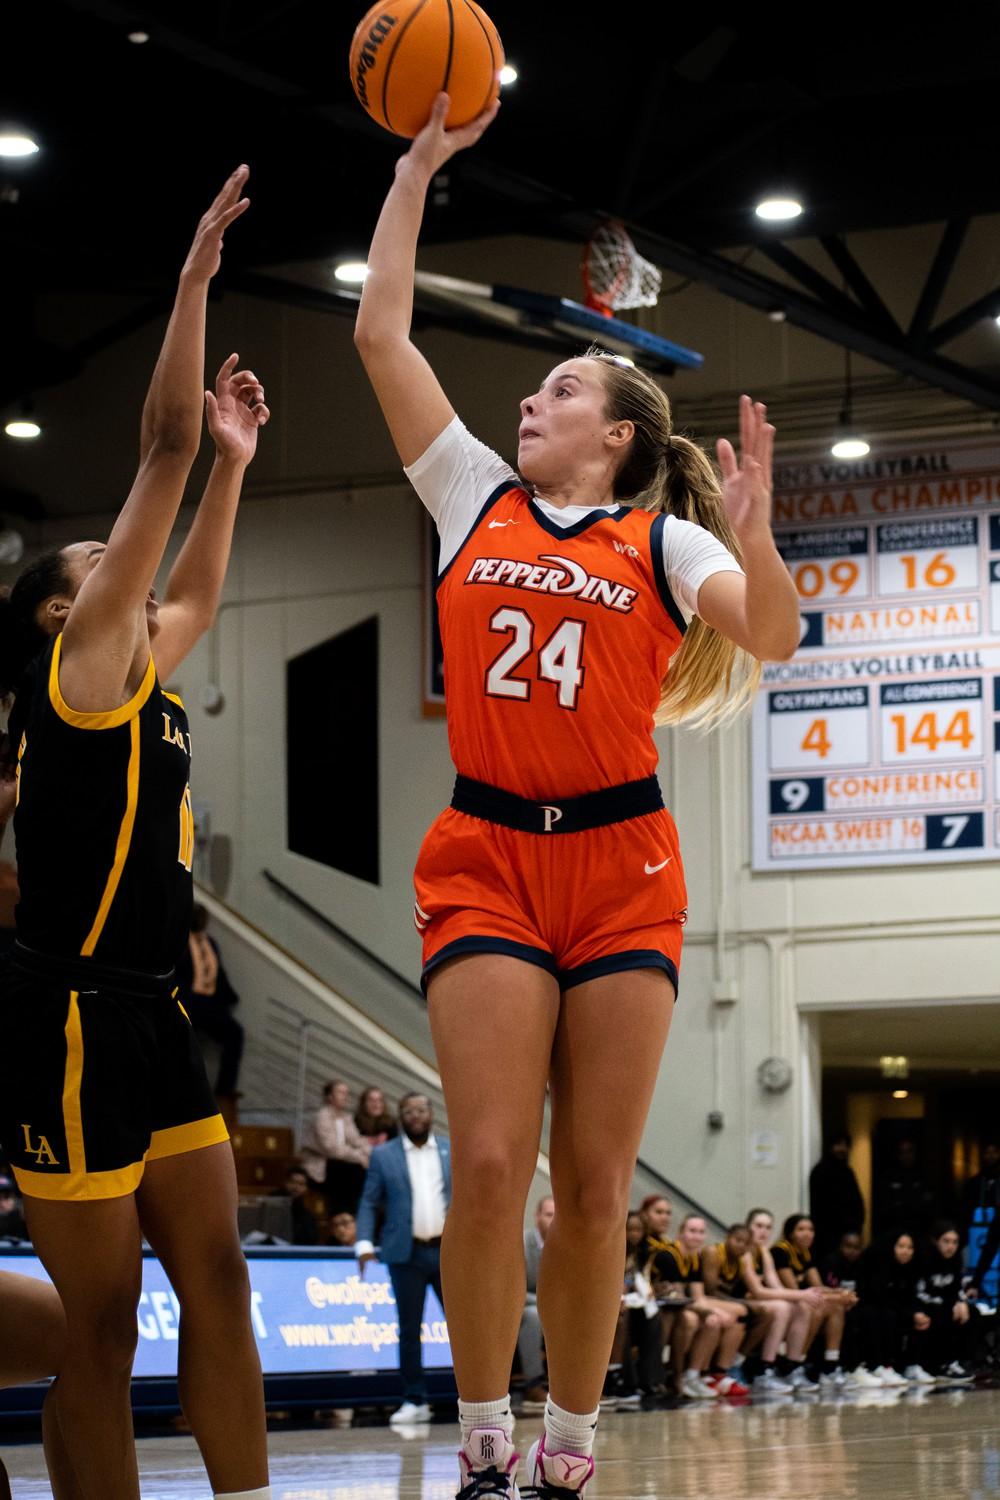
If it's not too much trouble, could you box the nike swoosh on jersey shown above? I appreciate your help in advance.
[644,857,673,875]
[488,519,518,528]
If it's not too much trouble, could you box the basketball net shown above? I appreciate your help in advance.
[582,220,662,316]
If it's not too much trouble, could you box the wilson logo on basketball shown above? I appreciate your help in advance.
[465,554,638,613]
[353,14,397,109]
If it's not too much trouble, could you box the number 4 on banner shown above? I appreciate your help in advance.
[800,718,832,759]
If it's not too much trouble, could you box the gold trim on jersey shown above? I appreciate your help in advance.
[80,718,141,957]
[49,634,156,730]
[12,991,145,1202]
[145,1114,230,1162]
[774,1238,813,1277]
[664,1239,702,1279]
[714,1242,742,1287]
[161,690,185,709]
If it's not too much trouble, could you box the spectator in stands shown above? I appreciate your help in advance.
[329,1211,358,1247]
[355,1092,451,1426]
[874,1137,935,1240]
[963,1140,1000,1296]
[856,1232,922,1386]
[301,1080,371,1215]
[277,1164,320,1246]
[518,1195,553,1412]
[0,1172,27,1240]
[356,1086,399,1147]
[652,1215,749,1399]
[809,1133,864,1256]
[911,1220,978,1383]
[605,1211,662,1409]
[741,1208,824,1395]
[175,903,245,1112]
[772,1214,858,1387]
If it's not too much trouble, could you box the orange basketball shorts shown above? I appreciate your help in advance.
[414,776,687,994]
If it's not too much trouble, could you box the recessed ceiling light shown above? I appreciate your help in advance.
[499,64,518,86]
[831,437,870,460]
[5,419,41,440]
[892,1090,909,1100]
[334,260,368,284]
[128,29,150,43]
[0,133,39,159]
[755,196,803,223]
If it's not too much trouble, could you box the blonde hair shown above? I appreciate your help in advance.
[587,348,761,728]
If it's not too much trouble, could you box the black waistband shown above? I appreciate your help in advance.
[451,774,663,834]
[11,942,176,1001]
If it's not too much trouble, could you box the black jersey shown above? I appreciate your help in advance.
[712,1241,748,1298]
[772,1239,814,1288]
[11,636,193,973]
[653,1240,703,1287]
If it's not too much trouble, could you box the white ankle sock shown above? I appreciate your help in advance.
[543,1396,599,1458]
[459,1396,514,1449]
[825,1349,840,1363]
[214,1489,271,1500]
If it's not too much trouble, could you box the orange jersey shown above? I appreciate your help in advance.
[437,481,685,800]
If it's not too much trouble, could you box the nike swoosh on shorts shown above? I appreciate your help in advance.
[644,857,672,875]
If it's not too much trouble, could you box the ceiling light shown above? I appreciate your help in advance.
[892,1090,909,1100]
[755,196,803,223]
[0,133,39,159]
[128,29,150,43]
[334,260,368,284]
[767,308,787,323]
[499,64,518,86]
[831,437,870,460]
[5,419,41,440]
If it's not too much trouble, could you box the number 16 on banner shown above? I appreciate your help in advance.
[767,687,870,771]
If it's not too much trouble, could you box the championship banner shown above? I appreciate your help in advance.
[752,439,1000,870]
[2,1249,451,1378]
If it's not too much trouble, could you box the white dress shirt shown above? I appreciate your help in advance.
[355,1133,447,1259]
[403,1132,447,1242]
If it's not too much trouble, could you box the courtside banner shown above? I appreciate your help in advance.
[1,1249,451,1378]
[753,437,1000,870]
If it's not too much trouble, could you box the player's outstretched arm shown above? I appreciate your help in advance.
[154,354,270,681]
[60,167,250,710]
[354,91,499,466]
[696,395,800,662]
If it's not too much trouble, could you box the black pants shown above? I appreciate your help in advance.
[857,1304,908,1371]
[623,1307,664,1392]
[184,994,244,1095]
[909,1305,978,1372]
[388,1241,444,1403]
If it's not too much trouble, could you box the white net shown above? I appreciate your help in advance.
[583,221,662,312]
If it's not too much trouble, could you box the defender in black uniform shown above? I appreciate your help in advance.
[0,169,272,1500]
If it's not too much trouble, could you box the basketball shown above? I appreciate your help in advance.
[349,0,504,139]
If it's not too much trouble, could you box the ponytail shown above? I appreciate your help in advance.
[0,549,70,701]
[586,350,761,728]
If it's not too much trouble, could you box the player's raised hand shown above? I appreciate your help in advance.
[181,165,251,284]
[205,354,270,466]
[716,394,776,544]
[404,91,500,180]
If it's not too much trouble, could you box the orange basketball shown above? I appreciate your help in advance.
[350,0,504,139]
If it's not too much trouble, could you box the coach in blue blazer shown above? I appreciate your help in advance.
[356,1091,452,1423]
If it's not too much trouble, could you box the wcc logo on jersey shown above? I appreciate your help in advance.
[465,553,639,613]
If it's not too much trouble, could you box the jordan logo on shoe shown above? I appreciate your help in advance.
[644,856,672,875]
[552,1455,592,1486]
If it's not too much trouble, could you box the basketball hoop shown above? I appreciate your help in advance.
[582,220,662,316]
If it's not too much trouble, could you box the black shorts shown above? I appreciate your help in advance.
[0,949,227,1202]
